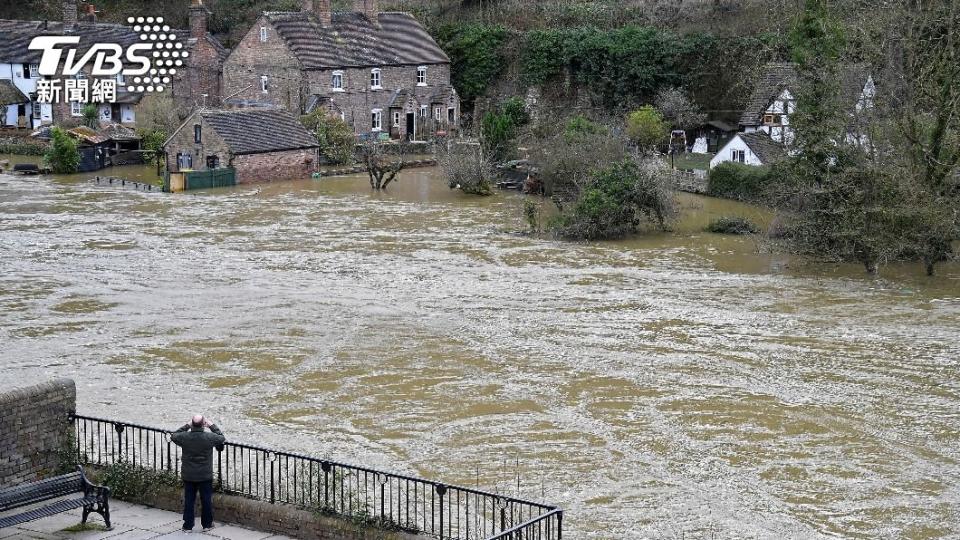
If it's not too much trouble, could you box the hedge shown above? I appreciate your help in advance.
[708,162,772,201]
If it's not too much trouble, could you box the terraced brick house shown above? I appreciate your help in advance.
[0,0,226,129]
[222,0,460,140]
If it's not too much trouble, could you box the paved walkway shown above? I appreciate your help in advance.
[0,499,292,540]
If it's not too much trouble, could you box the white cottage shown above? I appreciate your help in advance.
[738,62,875,148]
[0,60,52,128]
[710,132,786,169]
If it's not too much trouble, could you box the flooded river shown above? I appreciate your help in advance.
[1,163,959,538]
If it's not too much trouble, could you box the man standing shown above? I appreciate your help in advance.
[171,415,225,532]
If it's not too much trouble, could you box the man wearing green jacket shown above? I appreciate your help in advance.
[171,415,226,532]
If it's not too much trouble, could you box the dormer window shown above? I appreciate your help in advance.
[417,66,427,86]
[260,75,269,93]
[370,68,381,90]
[259,26,268,42]
[332,71,344,91]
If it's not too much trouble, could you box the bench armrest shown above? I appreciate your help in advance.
[76,465,111,502]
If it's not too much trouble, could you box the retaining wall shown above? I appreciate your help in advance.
[0,378,76,487]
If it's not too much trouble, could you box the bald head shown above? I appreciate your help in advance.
[191,415,205,428]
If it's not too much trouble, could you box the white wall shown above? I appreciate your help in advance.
[709,135,764,169]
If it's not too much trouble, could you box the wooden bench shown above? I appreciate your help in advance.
[0,465,111,530]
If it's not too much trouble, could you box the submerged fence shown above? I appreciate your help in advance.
[71,414,562,540]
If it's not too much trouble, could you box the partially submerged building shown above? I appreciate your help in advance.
[163,108,319,187]
[222,0,460,140]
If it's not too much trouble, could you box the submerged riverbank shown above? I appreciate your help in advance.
[1,166,958,538]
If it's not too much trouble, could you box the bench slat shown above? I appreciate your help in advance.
[0,496,96,528]
[0,473,83,512]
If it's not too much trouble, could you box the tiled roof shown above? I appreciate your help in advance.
[200,108,319,155]
[739,62,871,126]
[740,132,786,165]
[0,19,227,65]
[0,79,29,104]
[264,11,449,70]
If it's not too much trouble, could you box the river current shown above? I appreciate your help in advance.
[1,164,958,538]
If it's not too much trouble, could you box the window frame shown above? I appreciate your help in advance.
[259,26,268,42]
[732,149,746,163]
[392,110,401,127]
[28,64,39,78]
[31,101,41,119]
[419,105,427,118]
[434,106,442,121]
[371,109,383,132]
[416,66,427,86]
[70,101,83,117]
[260,75,269,93]
[370,68,382,90]
[332,71,344,92]
[194,124,202,144]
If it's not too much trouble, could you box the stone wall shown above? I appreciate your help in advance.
[222,16,305,112]
[0,379,76,487]
[130,483,421,540]
[233,148,318,184]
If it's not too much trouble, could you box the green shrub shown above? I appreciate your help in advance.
[44,127,80,174]
[626,106,668,151]
[432,23,509,107]
[708,162,772,201]
[481,97,530,163]
[99,461,180,501]
[0,137,48,155]
[706,216,761,235]
[563,115,607,142]
[301,110,356,165]
[551,160,676,240]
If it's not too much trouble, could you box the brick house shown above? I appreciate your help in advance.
[222,0,459,140]
[0,0,226,129]
[164,108,320,184]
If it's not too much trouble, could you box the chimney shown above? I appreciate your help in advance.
[62,0,77,30]
[82,3,97,23]
[303,0,331,26]
[353,0,378,21]
[316,0,332,26]
[189,0,209,39]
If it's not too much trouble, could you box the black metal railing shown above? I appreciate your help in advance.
[71,414,562,540]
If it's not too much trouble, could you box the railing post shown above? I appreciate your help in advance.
[557,510,563,540]
[321,461,331,510]
[436,484,447,540]
[269,452,276,504]
[113,423,124,462]
[217,447,223,490]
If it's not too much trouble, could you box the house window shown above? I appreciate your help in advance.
[417,66,427,86]
[28,64,39,78]
[177,152,193,169]
[260,75,269,93]
[419,105,427,117]
[194,124,202,144]
[371,109,382,131]
[763,113,782,126]
[332,71,343,91]
[434,106,442,121]
[70,101,83,117]
[32,102,41,119]
[732,149,746,163]
[370,68,381,89]
[393,111,401,127]
[206,155,220,169]
[259,26,268,42]
[448,108,455,124]
[116,73,125,85]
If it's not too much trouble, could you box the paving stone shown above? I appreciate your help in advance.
[195,525,272,540]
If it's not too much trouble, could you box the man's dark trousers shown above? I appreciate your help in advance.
[183,480,214,530]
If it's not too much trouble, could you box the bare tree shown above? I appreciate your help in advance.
[359,140,410,190]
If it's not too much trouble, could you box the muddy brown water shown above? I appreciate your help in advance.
[1,161,958,539]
